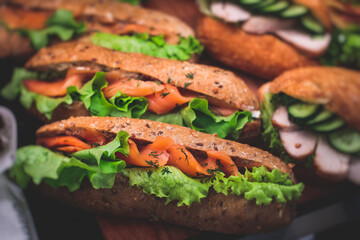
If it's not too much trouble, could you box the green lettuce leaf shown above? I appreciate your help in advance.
[78,72,149,118]
[321,28,360,69]
[90,32,203,61]
[123,166,211,206]
[10,132,128,191]
[18,10,86,50]
[20,85,73,119]
[140,111,184,126]
[1,68,38,100]
[181,98,252,139]
[212,166,304,205]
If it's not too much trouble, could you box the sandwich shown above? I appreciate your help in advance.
[1,41,260,143]
[0,0,203,60]
[196,0,360,79]
[9,116,304,234]
[259,66,360,185]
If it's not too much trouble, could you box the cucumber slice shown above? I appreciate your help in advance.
[288,102,320,122]
[312,117,345,132]
[248,0,276,10]
[280,5,309,18]
[238,0,262,6]
[306,110,334,125]
[301,15,325,34]
[328,128,360,154]
[259,1,290,14]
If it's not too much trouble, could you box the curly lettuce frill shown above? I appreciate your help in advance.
[181,98,252,139]
[90,32,203,61]
[10,131,129,191]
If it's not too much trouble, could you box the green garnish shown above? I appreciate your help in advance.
[90,32,203,61]
[161,92,170,98]
[185,72,194,79]
[183,82,192,89]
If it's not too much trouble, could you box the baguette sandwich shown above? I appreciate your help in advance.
[259,66,360,184]
[1,41,260,143]
[196,0,360,79]
[10,116,304,234]
[0,0,202,60]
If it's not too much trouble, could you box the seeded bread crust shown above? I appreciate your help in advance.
[26,41,259,111]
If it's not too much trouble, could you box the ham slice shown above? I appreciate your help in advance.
[348,157,360,185]
[279,129,317,160]
[272,105,298,130]
[210,2,251,23]
[274,29,331,56]
[242,16,296,35]
[314,136,350,180]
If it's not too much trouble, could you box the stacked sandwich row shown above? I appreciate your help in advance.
[0,0,359,236]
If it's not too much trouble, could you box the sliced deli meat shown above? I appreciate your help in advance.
[348,157,360,185]
[314,136,350,180]
[242,16,296,35]
[274,29,331,57]
[272,105,298,130]
[210,2,251,23]
[279,129,317,160]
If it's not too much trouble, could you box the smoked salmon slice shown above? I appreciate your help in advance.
[167,145,210,177]
[36,135,239,177]
[139,136,174,167]
[37,136,91,152]
[116,139,150,167]
[206,150,239,176]
[23,75,85,97]
[147,84,192,114]
[0,5,51,30]
[102,79,165,98]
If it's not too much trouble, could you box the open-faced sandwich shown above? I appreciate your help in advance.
[1,41,260,143]
[196,0,360,79]
[9,116,304,234]
[0,0,202,60]
[259,66,360,185]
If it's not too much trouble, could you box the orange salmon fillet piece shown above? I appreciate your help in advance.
[147,84,192,114]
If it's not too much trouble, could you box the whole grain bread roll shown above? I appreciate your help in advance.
[31,116,299,234]
[268,66,360,131]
